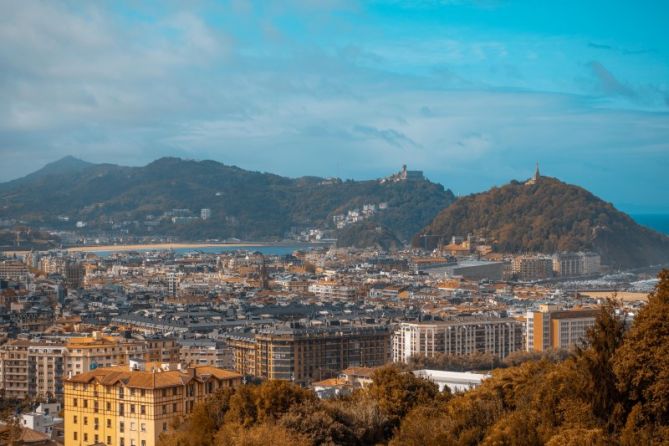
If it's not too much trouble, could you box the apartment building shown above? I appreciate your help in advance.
[178,339,232,369]
[308,281,357,300]
[0,260,30,282]
[526,304,598,352]
[226,322,391,385]
[63,361,242,446]
[392,318,524,363]
[65,334,148,376]
[552,252,602,277]
[0,334,180,400]
[511,255,553,281]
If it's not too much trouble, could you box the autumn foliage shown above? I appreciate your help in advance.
[160,270,669,445]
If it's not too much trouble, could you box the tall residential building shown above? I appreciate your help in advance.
[226,323,391,385]
[63,361,242,446]
[392,318,524,363]
[511,255,553,281]
[200,208,211,220]
[526,304,598,352]
[552,252,602,277]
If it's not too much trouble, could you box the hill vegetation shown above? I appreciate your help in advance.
[159,270,669,445]
[415,177,669,268]
[0,157,454,245]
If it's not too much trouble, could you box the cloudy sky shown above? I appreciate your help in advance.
[1,0,668,212]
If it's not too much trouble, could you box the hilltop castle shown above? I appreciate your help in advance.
[380,164,424,184]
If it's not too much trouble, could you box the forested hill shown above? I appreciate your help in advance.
[414,176,669,268]
[0,156,454,243]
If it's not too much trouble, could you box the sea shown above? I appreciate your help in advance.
[631,214,669,235]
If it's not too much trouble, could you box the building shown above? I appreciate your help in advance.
[552,252,602,277]
[413,369,490,393]
[20,403,63,437]
[526,304,598,352]
[200,208,211,220]
[178,339,232,369]
[0,260,30,282]
[392,318,524,363]
[0,341,67,400]
[64,261,84,290]
[226,322,391,385]
[65,333,147,377]
[511,255,553,281]
[308,281,357,300]
[63,361,242,446]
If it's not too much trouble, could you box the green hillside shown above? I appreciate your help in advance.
[0,157,454,244]
[414,176,669,268]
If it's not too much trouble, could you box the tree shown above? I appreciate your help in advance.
[367,365,440,422]
[613,269,669,442]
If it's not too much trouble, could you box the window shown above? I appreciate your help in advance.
[162,388,167,397]
[130,404,135,414]
[173,403,177,412]
[141,389,145,397]
[84,417,88,426]
[173,388,178,396]
[106,402,111,411]
[131,440,136,446]
[95,434,99,443]
[141,441,146,446]
[73,432,78,440]
[94,401,99,413]
[162,405,167,415]
[130,422,136,431]
[83,399,88,409]
[94,417,99,430]
[163,422,167,432]
[119,421,124,433]
[119,403,124,416]
[107,419,111,428]
[130,389,135,396]
[140,405,145,415]
[140,423,146,432]
[73,398,78,407]
[73,415,77,424]
[84,433,88,442]
[107,436,112,445]
[120,438,125,446]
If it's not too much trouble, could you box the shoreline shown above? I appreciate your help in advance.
[4,241,325,255]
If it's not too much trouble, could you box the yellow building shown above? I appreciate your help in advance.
[526,304,598,351]
[64,361,242,446]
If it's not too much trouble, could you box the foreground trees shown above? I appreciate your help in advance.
[161,270,669,446]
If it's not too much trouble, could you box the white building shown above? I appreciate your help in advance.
[413,369,490,393]
[20,402,63,437]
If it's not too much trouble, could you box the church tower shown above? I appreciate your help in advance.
[526,162,541,185]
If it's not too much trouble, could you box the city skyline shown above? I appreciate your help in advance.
[1,1,668,213]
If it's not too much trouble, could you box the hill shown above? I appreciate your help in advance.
[414,176,669,268]
[0,156,454,245]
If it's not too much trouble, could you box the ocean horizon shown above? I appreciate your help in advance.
[632,214,669,235]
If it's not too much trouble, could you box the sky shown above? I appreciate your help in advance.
[1,0,668,213]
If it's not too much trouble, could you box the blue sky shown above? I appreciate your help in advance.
[1,0,668,212]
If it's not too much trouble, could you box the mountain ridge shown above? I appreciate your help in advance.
[0,156,455,244]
